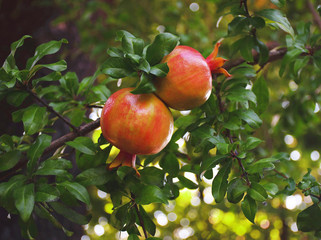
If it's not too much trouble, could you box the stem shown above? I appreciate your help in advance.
[273,169,289,179]
[240,0,250,17]
[307,0,321,30]
[131,194,148,239]
[27,88,79,133]
[86,104,103,108]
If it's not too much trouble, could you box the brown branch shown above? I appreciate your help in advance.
[44,119,100,154]
[131,193,148,239]
[224,46,287,71]
[27,88,79,133]
[307,0,321,31]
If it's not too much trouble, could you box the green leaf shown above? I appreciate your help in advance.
[101,57,134,78]
[116,30,135,41]
[297,204,321,232]
[128,234,140,240]
[107,47,124,57]
[150,63,169,77]
[3,35,31,71]
[145,33,180,66]
[68,108,86,127]
[58,181,90,205]
[247,182,268,201]
[135,185,168,205]
[66,137,96,155]
[75,167,112,186]
[255,38,269,65]
[22,105,47,135]
[6,90,29,107]
[235,109,262,128]
[279,49,302,77]
[250,16,266,29]
[159,152,179,177]
[271,0,286,7]
[131,72,156,94]
[247,157,277,174]
[50,202,91,225]
[226,87,257,105]
[212,161,232,203]
[26,38,68,70]
[34,204,73,237]
[60,72,79,97]
[177,175,198,189]
[252,75,269,114]
[200,155,227,172]
[35,183,60,202]
[257,9,294,37]
[139,205,156,236]
[262,183,279,196]
[228,16,250,36]
[239,36,255,62]
[14,183,35,222]
[140,167,165,187]
[241,195,257,223]
[28,60,67,80]
[27,134,52,174]
[122,35,145,55]
[0,150,21,172]
[0,175,26,200]
[227,178,248,203]
[32,71,61,87]
[242,137,263,151]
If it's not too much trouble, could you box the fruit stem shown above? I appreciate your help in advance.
[107,150,140,176]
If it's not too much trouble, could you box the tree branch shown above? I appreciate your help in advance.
[307,0,321,31]
[44,119,100,154]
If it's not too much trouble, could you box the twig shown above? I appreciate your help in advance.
[273,169,289,179]
[86,104,103,108]
[27,88,79,133]
[131,194,148,239]
[307,0,321,31]
[44,119,100,154]
[240,0,250,18]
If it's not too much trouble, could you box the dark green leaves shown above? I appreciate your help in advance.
[14,183,35,222]
[212,161,232,203]
[26,38,68,70]
[247,182,268,202]
[145,33,179,66]
[257,9,294,37]
[252,75,269,114]
[159,152,179,177]
[50,202,91,225]
[22,105,48,135]
[0,150,21,172]
[135,185,168,205]
[241,195,257,223]
[75,167,112,186]
[297,204,321,232]
[101,57,134,78]
[66,137,96,155]
[27,134,52,174]
[57,181,90,205]
[227,178,248,203]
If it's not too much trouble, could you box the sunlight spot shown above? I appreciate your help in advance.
[291,222,298,232]
[290,150,300,161]
[154,210,168,226]
[157,25,166,33]
[285,195,302,210]
[284,135,294,145]
[98,217,108,226]
[289,80,298,91]
[271,114,280,127]
[94,225,104,236]
[260,219,270,229]
[180,110,191,116]
[117,78,122,87]
[97,190,107,199]
[189,3,200,12]
[180,218,190,227]
[281,100,290,109]
[311,150,320,161]
[314,103,320,113]
[190,196,201,206]
[203,186,214,204]
[216,16,223,28]
[168,212,177,222]
[81,235,90,240]
[184,172,198,185]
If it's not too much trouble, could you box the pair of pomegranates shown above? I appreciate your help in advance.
[100,42,230,174]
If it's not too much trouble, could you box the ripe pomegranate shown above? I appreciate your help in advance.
[154,43,231,110]
[100,88,174,175]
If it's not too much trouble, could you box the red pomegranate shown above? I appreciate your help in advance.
[100,88,174,175]
[154,43,231,111]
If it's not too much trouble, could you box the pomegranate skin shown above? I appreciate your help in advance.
[154,46,212,110]
[100,88,174,155]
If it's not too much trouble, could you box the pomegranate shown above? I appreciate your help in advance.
[154,43,231,111]
[100,88,174,175]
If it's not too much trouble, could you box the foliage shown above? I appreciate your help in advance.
[1,0,321,239]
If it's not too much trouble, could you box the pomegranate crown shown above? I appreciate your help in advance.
[206,42,231,78]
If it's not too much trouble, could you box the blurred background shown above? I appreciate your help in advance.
[1,0,321,239]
